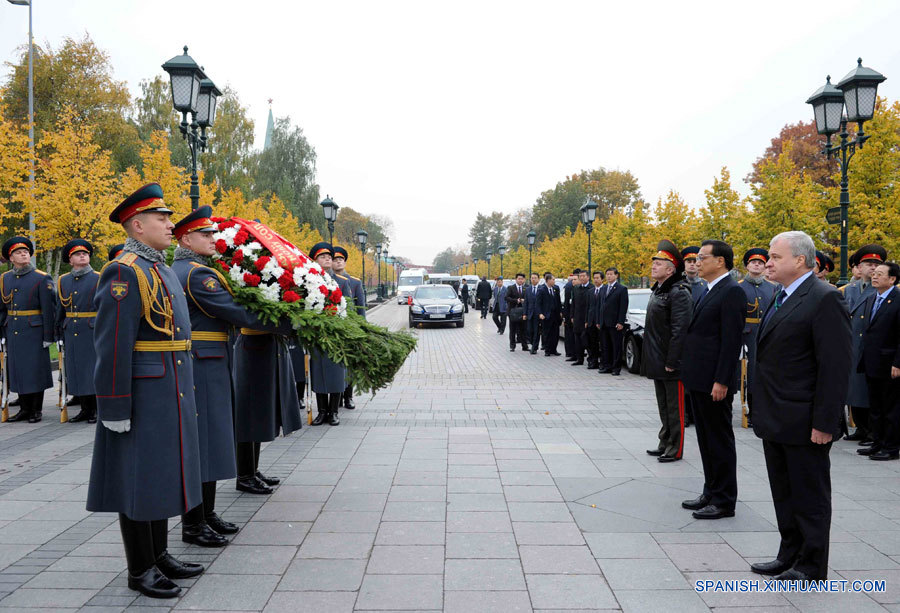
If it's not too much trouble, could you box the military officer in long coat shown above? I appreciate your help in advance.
[0,237,56,423]
[738,248,777,424]
[86,184,204,599]
[308,242,351,426]
[55,239,100,423]
[841,245,886,443]
[231,242,303,495]
[332,245,366,410]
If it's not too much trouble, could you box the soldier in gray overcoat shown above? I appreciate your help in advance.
[86,183,205,599]
[55,239,100,423]
[332,245,366,410]
[172,207,295,542]
[0,236,55,423]
[308,242,350,426]
[841,245,886,442]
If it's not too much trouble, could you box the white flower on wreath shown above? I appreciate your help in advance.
[259,282,281,302]
[229,265,246,287]
[260,258,285,282]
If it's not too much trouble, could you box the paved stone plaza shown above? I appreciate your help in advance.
[1,302,900,611]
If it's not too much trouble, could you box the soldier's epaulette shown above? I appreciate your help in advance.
[838,285,847,293]
[738,279,744,283]
[34,269,48,276]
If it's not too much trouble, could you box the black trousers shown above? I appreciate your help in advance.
[493,310,507,333]
[763,439,832,580]
[689,390,737,510]
[77,394,97,417]
[118,515,168,575]
[599,326,624,370]
[236,441,261,478]
[182,481,220,526]
[563,321,574,356]
[572,324,587,361]
[527,318,542,350]
[586,325,601,365]
[509,317,527,349]
[479,301,489,318]
[866,377,900,454]
[541,317,559,355]
[17,391,44,415]
[653,380,685,458]
[849,405,869,435]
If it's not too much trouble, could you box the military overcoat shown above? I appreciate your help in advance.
[841,279,875,407]
[55,270,100,396]
[309,274,352,394]
[738,276,777,391]
[86,251,202,521]
[0,268,55,394]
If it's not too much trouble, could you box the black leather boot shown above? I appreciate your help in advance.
[182,522,228,548]
[255,471,280,486]
[155,551,204,579]
[343,385,355,410]
[127,566,181,598]
[236,475,273,495]
[327,393,341,426]
[311,393,329,426]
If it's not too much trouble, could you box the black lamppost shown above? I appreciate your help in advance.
[580,198,598,276]
[498,245,507,278]
[356,229,368,292]
[382,248,390,296]
[527,230,536,278]
[375,243,383,302]
[807,58,886,285]
[473,257,479,277]
[162,46,220,210]
[486,249,492,278]
[320,196,339,244]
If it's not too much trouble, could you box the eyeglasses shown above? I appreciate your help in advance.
[696,254,719,262]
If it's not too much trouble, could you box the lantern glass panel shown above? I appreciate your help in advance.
[196,90,211,125]
[824,99,844,133]
[169,72,197,112]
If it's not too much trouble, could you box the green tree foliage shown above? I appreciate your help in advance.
[333,206,391,250]
[131,75,191,170]
[431,247,456,273]
[201,86,256,197]
[2,34,138,171]
[698,167,748,244]
[468,211,508,260]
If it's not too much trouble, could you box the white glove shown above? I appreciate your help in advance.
[102,419,131,433]
[43,341,52,348]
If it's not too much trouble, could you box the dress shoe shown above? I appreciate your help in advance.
[571,360,584,366]
[311,411,328,426]
[127,565,181,598]
[27,412,42,423]
[236,476,273,495]
[156,551,204,579]
[327,411,340,426]
[692,504,735,520]
[549,352,562,356]
[510,347,516,352]
[858,439,874,447]
[65,396,80,406]
[844,431,865,441]
[681,495,710,510]
[344,397,356,410]
[750,559,792,576]
[256,471,280,486]
[774,568,812,582]
[530,349,537,355]
[857,446,881,456]
[610,370,621,376]
[205,512,239,535]
[68,410,94,423]
[182,523,228,548]
[598,368,613,374]
[5,410,31,422]
[870,450,900,461]
[646,449,664,456]
[658,455,681,463]
[587,363,599,370]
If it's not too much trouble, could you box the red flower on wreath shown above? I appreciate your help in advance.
[278,270,294,290]
[318,284,329,295]
[330,288,343,302]
[231,249,244,266]
[234,229,249,245]
[254,256,271,272]
[219,262,231,272]
[243,273,261,287]
[283,290,300,303]
[215,239,228,254]
[217,220,236,230]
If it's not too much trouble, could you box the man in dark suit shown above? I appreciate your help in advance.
[460,280,469,313]
[505,273,529,352]
[586,270,604,369]
[570,269,591,365]
[537,273,561,356]
[680,240,745,520]
[492,277,507,334]
[475,277,492,319]
[598,267,629,376]
[857,261,900,462]
[561,271,577,358]
[750,231,851,582]
[525,273,542,354]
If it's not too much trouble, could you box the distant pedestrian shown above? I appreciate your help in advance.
[475,276,492,319]
[460,280,469,313]
[492,276,507,334]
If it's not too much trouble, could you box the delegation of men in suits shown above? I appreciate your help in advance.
[505,273,529,351]
[596,267,629,375]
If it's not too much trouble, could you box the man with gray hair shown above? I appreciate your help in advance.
[749,230,850,582]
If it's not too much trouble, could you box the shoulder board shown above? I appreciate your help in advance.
[838,285,847,293]
[348,275,360,281]
[738,279,744,283]
[189,261,211,270]
[119,253,139,266]
[34,269,48,276]
[335,273,349,280]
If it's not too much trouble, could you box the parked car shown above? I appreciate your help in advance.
[408,284,465,328]
[623,288,651,373]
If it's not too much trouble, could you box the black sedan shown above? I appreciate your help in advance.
[623,288,651,373]
[408,285,465,328]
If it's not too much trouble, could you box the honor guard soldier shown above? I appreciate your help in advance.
[108,243,125,261]
[815,251,836,284]
[332,245,366,410]
[173,207,296,534]
[681,246,708,302]
[0,237,56,423]
[738,248,778,425]
[86,183,204,599]
[308,242,352,426]
[841,244,887,443]
[55,239,100,423]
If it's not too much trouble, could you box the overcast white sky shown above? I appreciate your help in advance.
[2,0,899,264]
